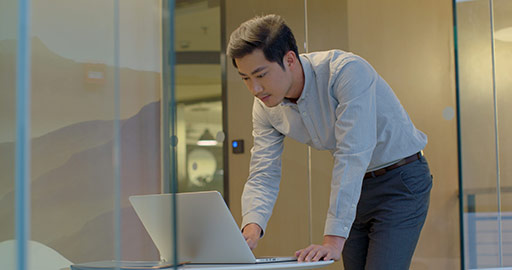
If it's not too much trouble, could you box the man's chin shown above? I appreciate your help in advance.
[264,102,280,108]
[262,98,282,108]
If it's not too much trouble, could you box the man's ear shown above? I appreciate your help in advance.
[284,50,297,68]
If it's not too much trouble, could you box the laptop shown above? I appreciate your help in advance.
[129,191,297,264]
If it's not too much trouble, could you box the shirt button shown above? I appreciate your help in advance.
[344,227,348,231]
[302,112,307,116]
[352,204,356,208]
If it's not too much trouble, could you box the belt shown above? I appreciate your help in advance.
[364,152,422,179]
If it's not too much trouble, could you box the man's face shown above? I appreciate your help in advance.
[235,49,293,107]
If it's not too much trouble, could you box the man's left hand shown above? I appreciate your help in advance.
[294,235,346,262]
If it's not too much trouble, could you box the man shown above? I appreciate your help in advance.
[227,14,432,270]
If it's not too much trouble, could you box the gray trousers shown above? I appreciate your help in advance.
[342,156,433,270]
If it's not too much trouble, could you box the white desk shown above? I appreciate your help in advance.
[180,261,333,270]
[66,261,333,270]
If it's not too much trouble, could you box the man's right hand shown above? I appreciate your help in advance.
[242,223,262,250]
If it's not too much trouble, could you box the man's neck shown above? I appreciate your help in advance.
[286,62,305,101]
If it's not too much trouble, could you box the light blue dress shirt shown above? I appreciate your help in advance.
[241,50,427,238]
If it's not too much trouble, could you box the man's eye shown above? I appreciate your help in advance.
[241,77,250,81]
[256,72,267,78]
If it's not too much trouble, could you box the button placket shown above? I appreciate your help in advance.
[298,102,321,148]
[299,106,314,146]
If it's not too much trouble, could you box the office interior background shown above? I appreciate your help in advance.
[1,0,511,269]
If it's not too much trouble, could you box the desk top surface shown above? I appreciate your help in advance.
[179,260,333,270]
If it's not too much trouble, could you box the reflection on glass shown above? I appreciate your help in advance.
[175,0,224,196]
[180,101,224,193]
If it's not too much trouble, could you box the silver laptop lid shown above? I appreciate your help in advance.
[129,191,257,264]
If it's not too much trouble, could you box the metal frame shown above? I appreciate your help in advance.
[15,0,32,269]
[162,0,178,268]
[220,0,229,207]
[451,0,465,268]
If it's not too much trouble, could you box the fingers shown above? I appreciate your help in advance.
[242,224,262,250]
[245,238,258,250]
[243,234,258,250]
[294,249,303,258]
[295,245,330,262]
[242,231,259,250]
[313,249,331,262]
[243,233,259,250]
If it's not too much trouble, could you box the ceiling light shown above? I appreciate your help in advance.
[197,129,217,146]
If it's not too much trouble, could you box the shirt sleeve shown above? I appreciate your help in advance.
[241,98,285,236]
[324,58,378,238]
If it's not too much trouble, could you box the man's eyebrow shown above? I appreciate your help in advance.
[238,66,267,76]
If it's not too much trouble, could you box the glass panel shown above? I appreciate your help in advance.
[174,0,225,195]
[16,0,165,268]
[0,0,18,268]
[455,0,511,268]
[116,0,163,261]
[494,0,512,267]
[1,1,177,269]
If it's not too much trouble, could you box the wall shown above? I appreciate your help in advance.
[344,1,459,269]
[225,0,312,257]
[306,2,350,270]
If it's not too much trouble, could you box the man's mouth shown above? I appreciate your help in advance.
[259,95,270,101]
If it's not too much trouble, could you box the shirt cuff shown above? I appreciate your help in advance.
[324,217,352,239]
[241,212,268,238]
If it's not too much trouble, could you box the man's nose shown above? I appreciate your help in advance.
[251,82,263,95]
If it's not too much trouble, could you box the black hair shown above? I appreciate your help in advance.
[227,14,300,69]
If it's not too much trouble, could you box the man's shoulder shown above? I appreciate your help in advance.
[301,50,362,71]
[301,49,351,60]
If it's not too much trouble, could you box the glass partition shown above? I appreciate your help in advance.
[0,0,18,268]
[456,0,512,268]
[0,0,177,269]
[494,0,512,267]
